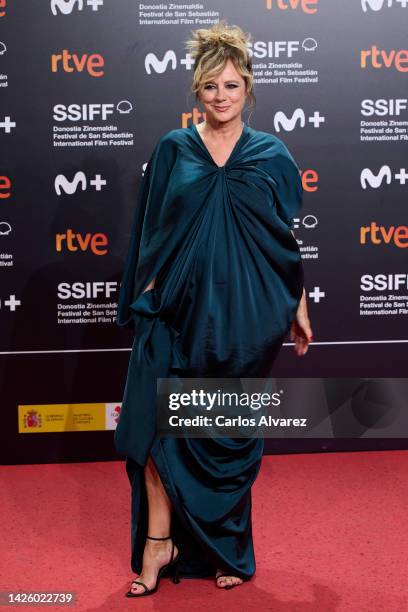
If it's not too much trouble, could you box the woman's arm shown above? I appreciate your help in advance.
[290,229,313,355]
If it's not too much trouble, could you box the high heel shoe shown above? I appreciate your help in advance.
[126,534,181,597]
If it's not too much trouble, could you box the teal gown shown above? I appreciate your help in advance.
[115,122,304,580]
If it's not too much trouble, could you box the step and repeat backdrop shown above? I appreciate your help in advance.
[1,0,407,463]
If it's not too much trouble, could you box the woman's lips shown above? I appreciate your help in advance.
[214,106,230,112]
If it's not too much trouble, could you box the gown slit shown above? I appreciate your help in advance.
[125,445,260,580]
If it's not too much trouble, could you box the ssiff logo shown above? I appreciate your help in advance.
[249,39,318,59]
[24,410,42,429]
[53,101,132,122]
[361,99,408,117]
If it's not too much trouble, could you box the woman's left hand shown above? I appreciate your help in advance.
[290,288,313,356]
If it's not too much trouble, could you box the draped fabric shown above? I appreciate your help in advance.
[115,122,304,580]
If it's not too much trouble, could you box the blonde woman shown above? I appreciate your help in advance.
[115,20,313,596]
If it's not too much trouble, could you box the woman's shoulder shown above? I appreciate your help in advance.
[249,127,300,171]
[148,127,192,161]
[249,126,293,155]
[156,126,192,146]
[153,125,298,169]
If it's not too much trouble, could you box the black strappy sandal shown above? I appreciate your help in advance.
[126,534,181,598]
[215,570,243,590]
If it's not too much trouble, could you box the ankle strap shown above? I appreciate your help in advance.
[146,535,171,540]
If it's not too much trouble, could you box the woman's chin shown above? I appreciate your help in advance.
[207,111,239,123]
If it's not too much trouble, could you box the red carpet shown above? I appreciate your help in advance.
[1,451,407,611]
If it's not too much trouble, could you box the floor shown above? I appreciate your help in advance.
[1,450,407,611]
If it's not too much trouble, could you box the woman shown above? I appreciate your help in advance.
[115,21,313,596]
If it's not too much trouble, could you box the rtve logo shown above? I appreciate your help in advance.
[361,46,408,72]
[181,108,324,133]
[361,99,408,117]
[362,0,408,12]
[361,166,408,189]
[301,168,318,192]
[54,172,107,195]
[56,229,108,255]
[0,175,11,198]
[360,223,408,248]
[51,50,105,77]
[51,0,104,15]
[0,0,6,18]
[265,0,319,14]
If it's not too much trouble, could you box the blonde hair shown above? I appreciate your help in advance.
[185,20,256,111]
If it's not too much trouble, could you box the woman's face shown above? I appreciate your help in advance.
[198,58,247,124]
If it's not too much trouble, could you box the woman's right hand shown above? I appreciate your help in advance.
[290,288,313,356]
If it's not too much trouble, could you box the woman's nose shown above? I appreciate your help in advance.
[214,89,227,101]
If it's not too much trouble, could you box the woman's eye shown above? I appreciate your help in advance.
[204,84,238,89]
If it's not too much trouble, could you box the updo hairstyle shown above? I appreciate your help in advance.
[184,20,256,110]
